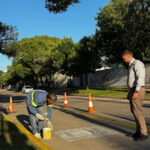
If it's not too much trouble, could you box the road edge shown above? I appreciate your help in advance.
[0,111,52,150]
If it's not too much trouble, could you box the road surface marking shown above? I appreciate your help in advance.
[55,126,117,142]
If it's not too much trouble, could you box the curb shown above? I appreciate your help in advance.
[0,111,52,150]
[60,95,150,105]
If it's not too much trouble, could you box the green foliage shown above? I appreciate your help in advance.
[4,35,102,87]
[45,0,80,13]
[72,36,101,77]
[0,22,18,56]
[4,63,28,85]
[52,37,76,76]
[68,87,150,99]
[124,0,150,62]
[0,71,5,85]
[95,0,150,63]
[4,36,63,86]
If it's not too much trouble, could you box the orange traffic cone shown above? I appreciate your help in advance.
[64,92,68,107]
[88,93,94,113]
[8,96,13,112]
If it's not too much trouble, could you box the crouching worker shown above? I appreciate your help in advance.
[26,90,57,139]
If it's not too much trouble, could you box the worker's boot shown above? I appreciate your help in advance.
[34,133,41,139]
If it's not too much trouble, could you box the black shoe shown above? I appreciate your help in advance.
[137,134,148,141]
[132,131,141,139]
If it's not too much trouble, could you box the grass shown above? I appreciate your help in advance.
[0,114,41,150]
[67,88,150,99]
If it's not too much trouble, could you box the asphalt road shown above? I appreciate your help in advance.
[1,90,150,150]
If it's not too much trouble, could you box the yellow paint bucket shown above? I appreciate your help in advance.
[43,128,51,140]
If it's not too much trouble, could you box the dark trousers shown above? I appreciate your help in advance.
[128,87,147,135]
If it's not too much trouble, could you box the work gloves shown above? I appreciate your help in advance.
[35,114,53,130]
[36,113,44,120]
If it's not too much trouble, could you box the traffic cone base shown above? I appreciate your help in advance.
[64,100,68,107]
[64,92,68,107]
[88,107,94,113]
[88,93,94,113]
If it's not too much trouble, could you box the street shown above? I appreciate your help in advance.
[0,90,150,150]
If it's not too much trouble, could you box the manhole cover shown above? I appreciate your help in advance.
[55,126,117,142]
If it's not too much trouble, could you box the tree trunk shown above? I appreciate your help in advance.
[80,75,83,88]
[34,74,38,89]
[85,73,89,89]
[40,76,43,89]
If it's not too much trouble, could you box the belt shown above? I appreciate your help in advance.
[130,86,145,89]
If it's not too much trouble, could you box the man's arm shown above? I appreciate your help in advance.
[46,106,53,130]
[134,61,145,92]
[47,106,52,120]
[132,61,145,100]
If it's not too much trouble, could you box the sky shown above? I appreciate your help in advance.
[0,0,110,71]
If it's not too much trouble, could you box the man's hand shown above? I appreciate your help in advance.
[132,92,139,100]
[36,113,44,120]
[47,120,53,131]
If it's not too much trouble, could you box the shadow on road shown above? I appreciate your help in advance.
[0,114,39,150]
[0,107,8,114]
[16,114,32,133]
[0,94,26,103]
[104,113,150,126]
[53,105,132,137]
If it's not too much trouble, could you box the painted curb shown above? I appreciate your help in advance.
[0,111,52,150]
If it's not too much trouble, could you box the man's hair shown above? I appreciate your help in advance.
[46,93,57,101]
[122,50,133,57]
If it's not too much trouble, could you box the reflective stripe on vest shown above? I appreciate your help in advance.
[48,104,53,107]
[31,90,37,107]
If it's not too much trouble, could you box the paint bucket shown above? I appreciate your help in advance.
[43,128,51,140]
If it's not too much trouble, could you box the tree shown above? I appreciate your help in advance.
[0,71,5,88]
[5,36,62,88]
[72,36,101,87]
[52,37,76,76]
[95,0,150,64]
[95,0,129,64]
[4,62,31,87]
[45,0,80,13]
[0,22,18,56]
[124,0,150,62]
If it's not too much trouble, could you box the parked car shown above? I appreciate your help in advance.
[22,85,33,93]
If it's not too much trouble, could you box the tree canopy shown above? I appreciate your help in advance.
[1,0,150,88]
[5,36,62,87]
[52,37,76,76]
[0,71,5,87]
[95,0,150,63]
[45,0,80,13]
[0,22,18,56]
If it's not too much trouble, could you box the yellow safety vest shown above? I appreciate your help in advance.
[31,90,37,107]
[48,104,53,107]
[32,90,53,107]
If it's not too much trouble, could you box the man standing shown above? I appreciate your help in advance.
[26,90,57,138]
[122,50,148,141]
